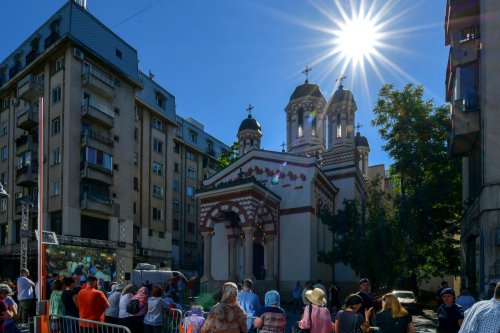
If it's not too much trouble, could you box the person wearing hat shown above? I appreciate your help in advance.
[0,284,16,333]
[437,288,464,333]
[105,283,124,324]
[334,294,371,333]
[298,288,333,333]
[356,278,373,320]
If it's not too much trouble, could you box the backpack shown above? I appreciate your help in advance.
[126,299,140,314]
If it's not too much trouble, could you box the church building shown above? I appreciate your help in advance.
[196,76,373,294]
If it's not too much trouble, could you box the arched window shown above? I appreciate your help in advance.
[298,109,304,137]
[336,113,342,138]
[311,112,317,136]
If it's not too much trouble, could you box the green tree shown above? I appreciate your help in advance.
[216,141,239,171]
[372,83,461,289]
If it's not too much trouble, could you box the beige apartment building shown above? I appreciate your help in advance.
[0,1,228,281]
[445,0,500,297]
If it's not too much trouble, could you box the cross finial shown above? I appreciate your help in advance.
[246,104,254,115]
[280,141,286,152]
[302,66,312,83]
[336,74,347,85]
[356,122,363,132]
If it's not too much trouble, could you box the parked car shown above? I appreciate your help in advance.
[392,290,418,313]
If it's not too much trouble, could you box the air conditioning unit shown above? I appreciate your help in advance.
[73,48,84,60]
[12,98,20,106]
[142,249,150,256]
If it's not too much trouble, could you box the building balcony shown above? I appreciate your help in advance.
[44,31,60,49]
[16,104,39,131]
[17,74,43,102]
[15,134,38,154]
[445,0,479,44]
[15,195,37,215]
[16,163,38,187]
[80,161,113,185]
[82,69,115,99]
[449,99,480,157]
[81,100,114,128]
[81,130,114,153]
[80,193,119,217]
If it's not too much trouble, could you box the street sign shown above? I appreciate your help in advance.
[34,230,59,245]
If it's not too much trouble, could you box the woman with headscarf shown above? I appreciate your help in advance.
[298,288,334,333]
[253,290,286,333]
[119,285,136,324]
[437,288,464,333]
[376,293,415,333]
[201,282,247,333]
[105,283,124,324]
[183,305,206,333]
[126,286,149,333]
[334,294,370,333]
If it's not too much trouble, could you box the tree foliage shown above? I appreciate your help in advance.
[216,142,239,171]
[320,84,462,290]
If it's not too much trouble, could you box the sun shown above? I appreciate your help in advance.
[336,15,381,65]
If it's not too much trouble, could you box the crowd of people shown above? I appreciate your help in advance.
[1,268,499,333]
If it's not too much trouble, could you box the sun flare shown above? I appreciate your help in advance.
[336,15,381,65]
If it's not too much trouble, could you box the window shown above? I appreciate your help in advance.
[152,162,163,175]
[156,94,166,109]
[189,131,197,143]
[173,180,179,193]
[152,117,163,130]
[51,180,60,196]
[82,147,112,170]
[298,109,304,137]
[186,151,195,161]
[114,107,120,116]
[0,198,6,213]
[55,57,64,71]
[50,211,62,235]
[134,177,139,191]
[187,168,195,179]
[133,202,137,215]
[173,219,179,231]
[187,186,195,198]
[153,139,163,154]
[1,121,8,136]
[0,146,7,161]
[153,207,162,220]
[52,117,61,136]
[134,128,139,141]
[0,223,7,245]
[115,49,122,59]
[153,185,163,198]
[0,172,7,185]
[51,148,60,165]
[174,142,180,154]
[134,152,139,165]
[52,86,62,104]
[187,204,195,215]
[148,229,153,237]
[187,223,195,233]
[159,232,165,239]
[336,113,342,138]
[173,200,179,212]
[174,163,179,173]
[311,112,317,136]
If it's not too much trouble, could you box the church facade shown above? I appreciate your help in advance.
[196,79,374,293]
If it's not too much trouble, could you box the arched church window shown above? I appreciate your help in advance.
[250,138,254,147]
[311,112,317,137]
[298,109,304,137]
[336,113,342,138]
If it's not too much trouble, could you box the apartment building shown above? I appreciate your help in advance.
[445,0,500,297]
[0,1,228,280]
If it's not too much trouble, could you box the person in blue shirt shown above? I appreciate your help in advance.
[237,279,260,331]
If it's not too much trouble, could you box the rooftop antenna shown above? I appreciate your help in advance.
[302,65,312,83]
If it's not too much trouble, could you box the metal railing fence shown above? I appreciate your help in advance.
[48,315,131,333]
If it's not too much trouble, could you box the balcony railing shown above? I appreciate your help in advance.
[16,104,39,130]
[449,98,480,157]
[82,68,115,99]
[80,192,119,216]
[80,161,113,185]
[17,74,44,102]
[16,163,38,187]
[81,130,114,147]
[15,134,38,153]
[81,100,115,128]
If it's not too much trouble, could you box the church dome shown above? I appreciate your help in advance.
[238,114,262,132]
[355,131,369,147]
[332,85,355,104]
[290,80,324,101]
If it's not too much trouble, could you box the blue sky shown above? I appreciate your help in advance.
[1,0,448,167]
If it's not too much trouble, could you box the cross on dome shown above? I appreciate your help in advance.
[302,65,312,83]
[246,104,254,115]
[280,141,286,152]
[356,123,363,132]
[336,74,347,86]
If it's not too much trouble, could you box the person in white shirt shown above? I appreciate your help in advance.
[17,268,35,326]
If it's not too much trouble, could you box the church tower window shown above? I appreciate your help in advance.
[336,113,342,138]
[311,112,317,137]
[298,109,304,137]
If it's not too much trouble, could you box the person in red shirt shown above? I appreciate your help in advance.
[77,276,109,330]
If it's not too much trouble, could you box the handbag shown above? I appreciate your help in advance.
[292,305,313,333]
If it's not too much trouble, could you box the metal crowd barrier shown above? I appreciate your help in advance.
[163,308,183,333]
[48,315,131,333]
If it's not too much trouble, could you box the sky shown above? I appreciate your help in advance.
[1,0,449,167]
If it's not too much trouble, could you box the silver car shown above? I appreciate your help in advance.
[392,290,418,313]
